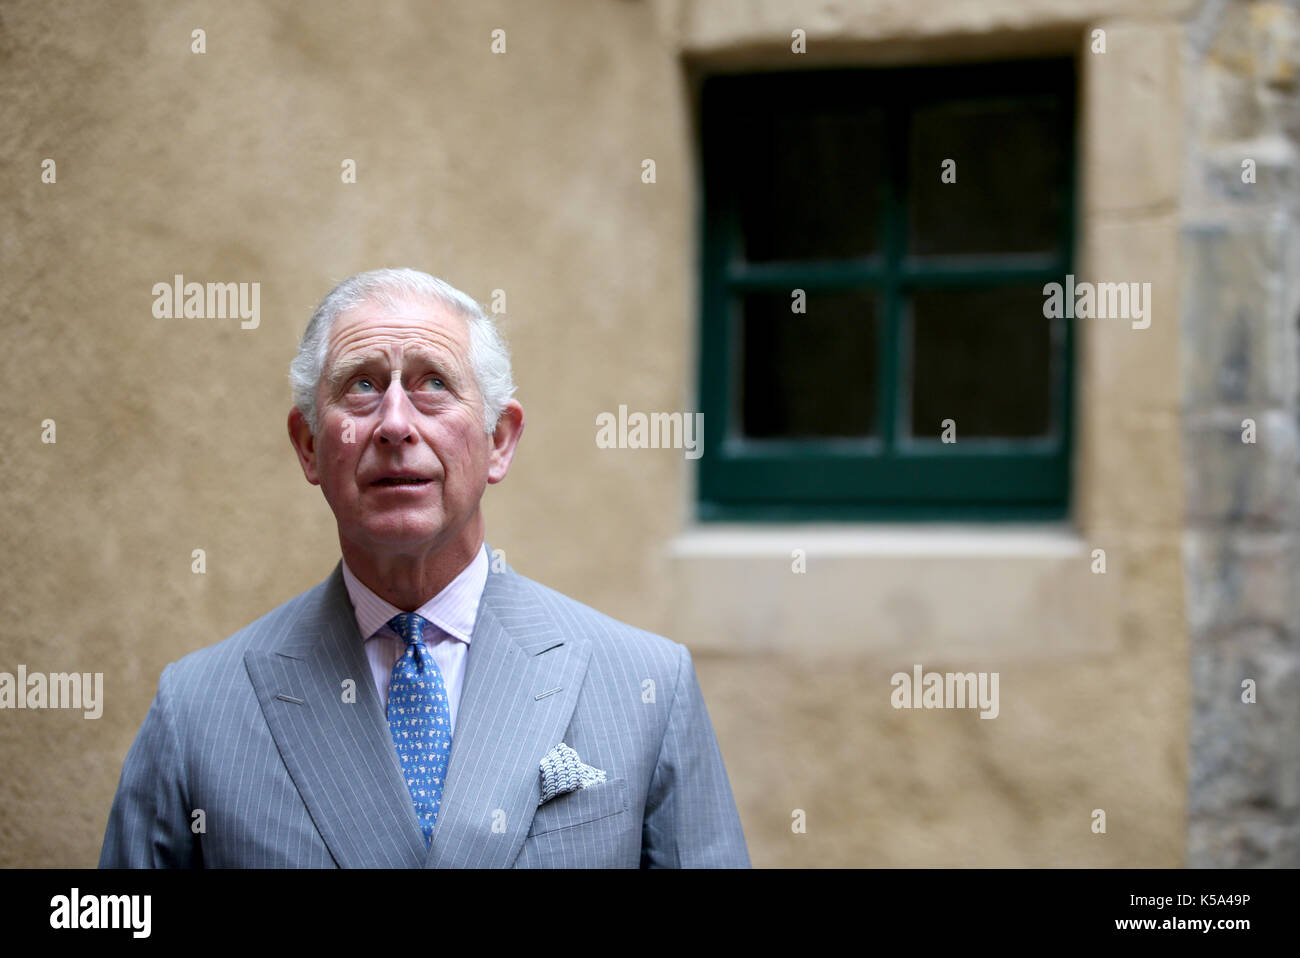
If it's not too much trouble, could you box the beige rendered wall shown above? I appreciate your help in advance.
[0,0,1188,867]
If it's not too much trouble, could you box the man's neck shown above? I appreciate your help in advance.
[341,530,484,611]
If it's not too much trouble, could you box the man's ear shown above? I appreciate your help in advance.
[486,399,525,485]
[288,406,321,486]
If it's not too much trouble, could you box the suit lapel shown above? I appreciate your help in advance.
[244,564,428,868]
[424,554,592,868]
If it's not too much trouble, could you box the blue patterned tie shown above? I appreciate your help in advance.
[385,612,452,846]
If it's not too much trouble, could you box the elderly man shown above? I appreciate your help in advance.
[99,268,748,868]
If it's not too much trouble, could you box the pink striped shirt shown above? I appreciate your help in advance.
[340,542,489,736]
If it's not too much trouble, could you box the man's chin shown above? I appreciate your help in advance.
[347,519,452,555]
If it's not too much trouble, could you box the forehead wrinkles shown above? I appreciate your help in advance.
[326,306,471,375]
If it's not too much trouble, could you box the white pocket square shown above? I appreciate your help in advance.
[538,742,607,806]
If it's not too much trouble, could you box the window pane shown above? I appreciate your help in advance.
[907,286,1055,438]
[740,290,878,439]
[908,99,1067,256]
[736,107,886,262]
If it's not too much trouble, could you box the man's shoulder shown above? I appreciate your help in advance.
[158,559,691,684]
[494,564,685,668]
[163,568,337,680]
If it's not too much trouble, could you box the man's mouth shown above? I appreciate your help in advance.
[372,477,434,486]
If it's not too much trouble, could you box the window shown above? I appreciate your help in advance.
[697,59,1077,520]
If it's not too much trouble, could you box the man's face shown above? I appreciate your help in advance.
[288,296,518,561]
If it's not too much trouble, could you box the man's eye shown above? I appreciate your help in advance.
[348,377,377,393]
[419,377,446,391]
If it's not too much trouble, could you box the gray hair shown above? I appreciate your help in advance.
[289,268,515,436]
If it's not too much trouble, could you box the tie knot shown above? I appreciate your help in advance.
[387,612,429,648]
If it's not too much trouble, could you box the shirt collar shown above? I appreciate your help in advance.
[341,542,490,645]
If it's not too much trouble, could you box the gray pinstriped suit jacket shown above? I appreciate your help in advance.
[98,548,749,868]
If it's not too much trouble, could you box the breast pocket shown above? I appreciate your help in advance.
[528,778,628,837]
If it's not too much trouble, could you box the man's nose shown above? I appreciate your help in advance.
[375,377,416,444]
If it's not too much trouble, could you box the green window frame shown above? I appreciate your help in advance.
[697,58,1077,521]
